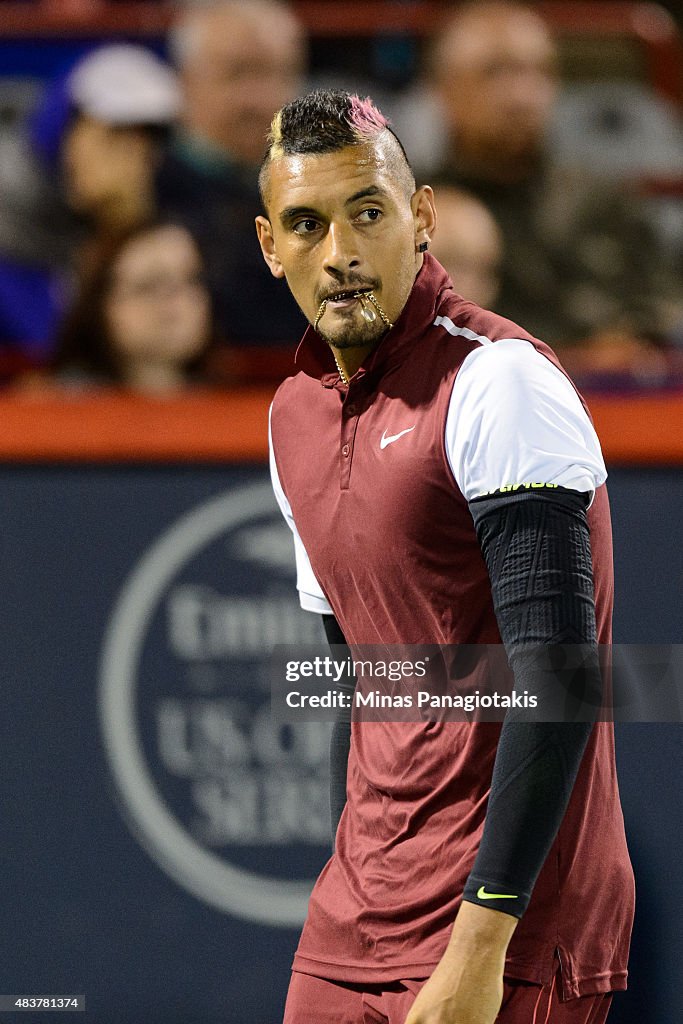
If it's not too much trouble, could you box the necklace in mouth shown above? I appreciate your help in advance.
[357,293,377,323]
[361,291,393,328]
[313,290,394,332]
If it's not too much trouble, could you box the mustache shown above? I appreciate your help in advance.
[316,278,379,303]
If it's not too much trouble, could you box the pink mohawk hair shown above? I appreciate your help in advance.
[347,95,390,141]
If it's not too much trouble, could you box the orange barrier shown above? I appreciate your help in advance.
[0,388,274,463]
[0,387,681,464]
[586,392,683,464]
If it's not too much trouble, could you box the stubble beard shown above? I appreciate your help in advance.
[317,316,388,351]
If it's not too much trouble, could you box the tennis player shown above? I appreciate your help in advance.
[258,89,634,1024]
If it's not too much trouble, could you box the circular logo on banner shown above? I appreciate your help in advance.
[98,481,330,926]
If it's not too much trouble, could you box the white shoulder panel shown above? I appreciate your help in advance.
[445,339,607,502]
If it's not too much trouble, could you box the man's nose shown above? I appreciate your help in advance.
[505,67,556,119]
[322,222,360,277]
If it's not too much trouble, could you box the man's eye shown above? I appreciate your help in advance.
[293,219,320,235]
[358,208,382,223]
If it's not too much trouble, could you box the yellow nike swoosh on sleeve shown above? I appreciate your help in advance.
[477,886,518,900]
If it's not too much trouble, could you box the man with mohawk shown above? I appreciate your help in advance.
[258,90,632,1024]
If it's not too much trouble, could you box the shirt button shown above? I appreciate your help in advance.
[342,444,350,457]
[346,403,357,416]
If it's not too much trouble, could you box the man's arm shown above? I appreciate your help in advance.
[461,485,600,916]
[406,485,602,1024]
[441,339,607,918]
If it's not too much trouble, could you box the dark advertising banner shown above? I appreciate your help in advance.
[98,478,329,929]
[0,464,680,1023]
[0,466,329,1024]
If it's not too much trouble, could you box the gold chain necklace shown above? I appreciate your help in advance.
[362,291,393,329]
[332,351,349,385]
[313,290,394,385]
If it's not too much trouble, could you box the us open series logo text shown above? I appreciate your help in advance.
[98,482,330,926]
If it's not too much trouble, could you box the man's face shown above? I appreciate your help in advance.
[436,6,558,162]
[256,140,434,350]
[182,10,304,166]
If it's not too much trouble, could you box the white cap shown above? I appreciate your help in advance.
[67,44,181,126]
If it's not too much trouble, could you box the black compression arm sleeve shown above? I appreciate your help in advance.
[323,614,354,846]
[462,488,602,918]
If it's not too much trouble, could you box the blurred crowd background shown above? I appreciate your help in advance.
[0,0,681,395]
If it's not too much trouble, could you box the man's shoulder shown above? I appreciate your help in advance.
[538,162,639,238]
[156,134,256,205]
[434,293,572,399]
[435,292,539,348]
[271,369,320,421]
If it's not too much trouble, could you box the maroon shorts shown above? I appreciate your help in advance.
[283,970,612,1024]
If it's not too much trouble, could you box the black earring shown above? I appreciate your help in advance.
[418,241,429,253]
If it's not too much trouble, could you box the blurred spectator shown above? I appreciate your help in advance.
[157,0,307,349]
[430,186,503,309]
[428,0,682,380]
[169,0,303,167]
[59,47,177,237]
[50,220,216,394]
[0,44,180,372]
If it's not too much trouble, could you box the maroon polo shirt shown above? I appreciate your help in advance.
[270,255,634,997]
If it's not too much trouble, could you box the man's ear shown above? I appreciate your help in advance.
[411,185,437,251]
[255,216,285,279]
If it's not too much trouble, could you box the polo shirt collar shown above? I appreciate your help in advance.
[294,254,454,386]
